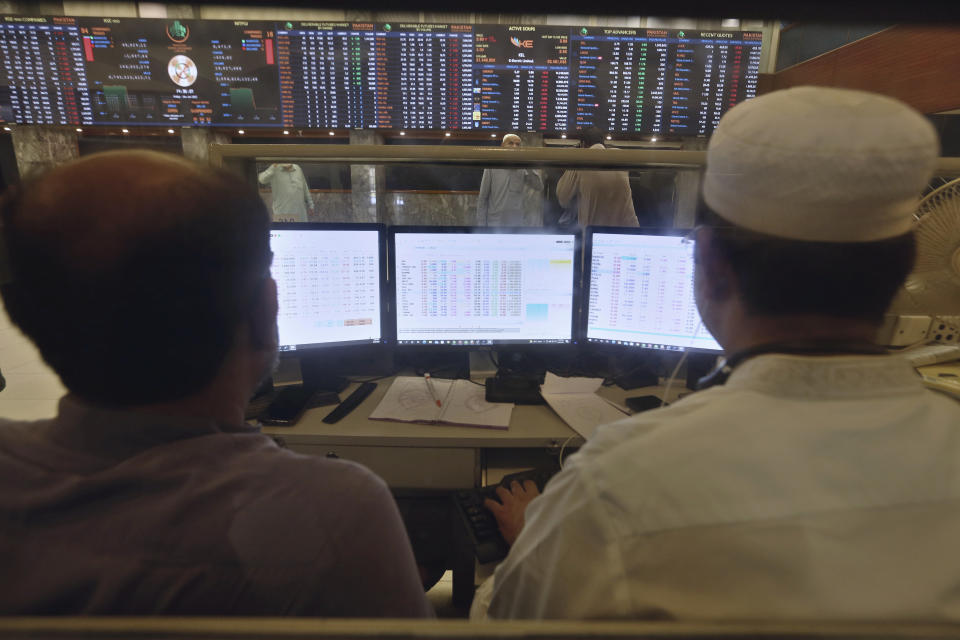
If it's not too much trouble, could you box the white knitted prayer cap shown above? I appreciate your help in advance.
[702,87,939,242]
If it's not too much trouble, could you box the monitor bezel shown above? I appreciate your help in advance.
[582,225,723,354]
[270,222,391,355]
[388,225,583,351]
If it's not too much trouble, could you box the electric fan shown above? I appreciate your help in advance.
[881,177,960,354]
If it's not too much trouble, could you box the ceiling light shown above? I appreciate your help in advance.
[237,129,245,135]
[328,131,335,136]
[75,128,83,133]
[606,135,612,140]
[651,137,658,142]
[121,128,129,134]
[167,129,175,134]
[561,134,567,139]
[283,130,290,135]
[400,131,406,136]
[445,132,451,137]
[3,127,10,132]
[490,133,496,138]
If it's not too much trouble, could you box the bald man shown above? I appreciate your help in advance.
[477,133,544,226]
[0,151,432,617]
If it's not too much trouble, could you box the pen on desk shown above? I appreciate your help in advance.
[424,373,442,408]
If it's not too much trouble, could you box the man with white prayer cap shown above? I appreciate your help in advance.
[477,133,544,226]
[474,87,960,621]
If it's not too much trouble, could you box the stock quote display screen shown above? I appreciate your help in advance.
[0,16,92,125]
[573,27,761,136]
[79,17,279,126]
[0,15,761,135]
[276,22,475,130]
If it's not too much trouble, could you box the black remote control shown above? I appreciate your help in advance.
[322,382,377,424]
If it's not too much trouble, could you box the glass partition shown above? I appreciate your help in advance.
[225,144,960,231]
[220,145,708,230]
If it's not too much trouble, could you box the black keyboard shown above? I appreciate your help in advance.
[453,466,560,564]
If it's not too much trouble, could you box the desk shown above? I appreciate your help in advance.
[259,377,675,488]
[261,376,684,606]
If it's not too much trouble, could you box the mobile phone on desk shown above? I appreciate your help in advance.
[261,385,319,426]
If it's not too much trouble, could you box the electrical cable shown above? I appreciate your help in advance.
[891,335,937,353]
[661,349,688,408]
[558,434,578,470]
[661,319,708,407]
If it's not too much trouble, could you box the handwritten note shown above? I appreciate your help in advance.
[369,377,513,429]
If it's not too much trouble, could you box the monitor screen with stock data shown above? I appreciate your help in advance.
[584,227,722,353]
[390,227,580,347]
[269,223,388,352]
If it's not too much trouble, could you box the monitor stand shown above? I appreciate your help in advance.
[297,356,350,393]
[395,350,470,379]
[468,351,497,381]
[608,351,660,390]
[483,350,547,405]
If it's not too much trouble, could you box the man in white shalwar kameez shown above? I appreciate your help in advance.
[557,127,637,228]
[258,163,313,222]
[473,87,960,622]
[477,134,544,227]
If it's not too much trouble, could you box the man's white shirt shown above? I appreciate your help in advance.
[484,354,960,621]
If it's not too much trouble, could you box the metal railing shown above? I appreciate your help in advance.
[209,144,960,178]
[4,618,960,640]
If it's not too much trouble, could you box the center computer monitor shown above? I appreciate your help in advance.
[389,227,581,347]
[584,227,722,353]
[270,223,388,353]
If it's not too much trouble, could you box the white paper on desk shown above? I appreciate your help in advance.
[439,381,513,428]
[540,372,629,440]
[541,372,605,394]
[369,377,512,429]
[368,376,451,423]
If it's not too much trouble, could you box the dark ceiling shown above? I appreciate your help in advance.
[174,0,960,22]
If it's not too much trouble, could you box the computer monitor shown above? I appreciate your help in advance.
[584,227,723,353]
[389,227,581,347]
[270,223,388,353]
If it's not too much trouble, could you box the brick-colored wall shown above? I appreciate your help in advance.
[773,26,960,114]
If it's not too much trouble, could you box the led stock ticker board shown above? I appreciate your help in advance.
[0,15,762,135]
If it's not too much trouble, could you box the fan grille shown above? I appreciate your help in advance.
[892,178,960,315]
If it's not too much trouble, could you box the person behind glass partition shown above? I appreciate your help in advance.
[557,126,638,228]
[258,162,314,222]
[477,133,544,226]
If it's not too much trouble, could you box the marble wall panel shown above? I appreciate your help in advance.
[10,127,78,178]
[261,190,481,226]
[312,192,358,222]
[349,131,385,223]
[181,128,230,165]
[384,192,480,226]
[259,190,357,223]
